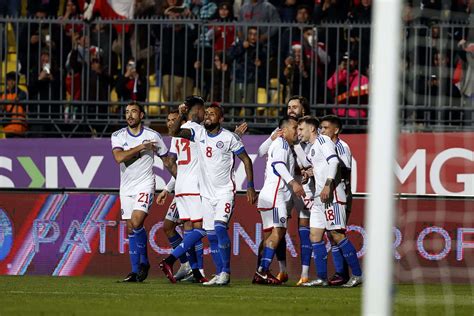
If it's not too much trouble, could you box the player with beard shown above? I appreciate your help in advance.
[257,96,314,285]
[111,101,176,282]
[161,103,257,285]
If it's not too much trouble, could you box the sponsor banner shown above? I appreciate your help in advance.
[0,133,472,195]
[0,192,472,282]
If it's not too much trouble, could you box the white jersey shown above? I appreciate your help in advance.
[191,125,245,199]
[295,142,314,198]
[170,121,201,195]
[306,134,339,197]
[258,137,295,210]
[335,138,352,170]
[111,126,168,195]
[335,138,352,202]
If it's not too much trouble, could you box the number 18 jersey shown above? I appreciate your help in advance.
[169,121,201,195]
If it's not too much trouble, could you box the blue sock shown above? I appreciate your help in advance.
[259,246,275,272]
[133,227,149,265]
[128,234,140,273]
[167,233,188,264]
[312,241,328,280]
[331,245,346,275]
[195,239,204,270]
[184,230,198,270]
[171,228,206,261]
[215,222,231,274]
[207,230,223,274]
[299,227,312,267]
[338,238,362,277]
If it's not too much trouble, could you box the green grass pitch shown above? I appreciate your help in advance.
[0,276,472,315]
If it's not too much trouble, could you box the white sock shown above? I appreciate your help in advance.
[278,260,287,273]
[199,269,205,276]
[301,265,309,278]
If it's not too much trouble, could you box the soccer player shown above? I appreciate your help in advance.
[162,103,257,286]
[111,101,176,282]
[156,110,193,281]
[319,115,362,287]
[253,117,305,285]
[158,96,208,283]
[257,95,313,285]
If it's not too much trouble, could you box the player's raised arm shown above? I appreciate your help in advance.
[169,103,194,140]
[257,129,283,157]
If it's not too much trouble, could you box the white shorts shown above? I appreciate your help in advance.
[120,190,155,220]
[164,199,182,224]
[289,195,312,219]
[260,203,291,232]
[310,198,347,230]
[175,194,203,222]
[202,195,234,231]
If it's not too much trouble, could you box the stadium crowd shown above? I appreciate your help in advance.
[0,0,473,137]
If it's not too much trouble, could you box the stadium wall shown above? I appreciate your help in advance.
[0,192,472,282]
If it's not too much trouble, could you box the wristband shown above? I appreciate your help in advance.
[247,181,254,189]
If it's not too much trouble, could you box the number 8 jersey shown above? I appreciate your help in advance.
[191,125,245,200]
[170,121,201,196]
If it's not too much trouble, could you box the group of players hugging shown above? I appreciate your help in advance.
[111,95,362,287]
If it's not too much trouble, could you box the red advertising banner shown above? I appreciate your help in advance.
[0,192,472,283]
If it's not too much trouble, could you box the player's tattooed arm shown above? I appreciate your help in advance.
[112,141,156,164]
[237,150,258,205]
[320,178,334,206]
[161,155,177,178]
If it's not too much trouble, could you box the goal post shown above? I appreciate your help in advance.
[363,0,403,315]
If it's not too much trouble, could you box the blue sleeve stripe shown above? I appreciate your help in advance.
[112,146,123,151]
[271,161,285,177]
[233,147,245,155]
[159,151,169,157]
[190,128,195,142]
[326,154,338,162]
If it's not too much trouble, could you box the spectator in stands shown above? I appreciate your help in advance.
[0,72,27,137]
[27,0,60,17]
[227,26,266,110]
[18,5,60,76]
[160,5,197,102]
[327,50,369,127]
[211,52,231,102]
[279,0,297,22]
[28,50,61,127]
[282,27,330,105]
[210,2,236,54]
[312,0,349,24]
[238,0,280,43]
[280,5,311,57]
[59,0,83,64]
[313,0,349,74]
[238,0,280,100]
[348,0,371,75]
[116,58,148,102]
[0,0,20,17]
[66,32,112,104]
[132,0,157,74]
[185,0,217,19]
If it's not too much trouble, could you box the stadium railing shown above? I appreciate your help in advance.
[0,17,472,137]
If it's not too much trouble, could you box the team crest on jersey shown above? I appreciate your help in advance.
[311,148,315,156]
[280,217,286,223]
[216,141,224,149]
